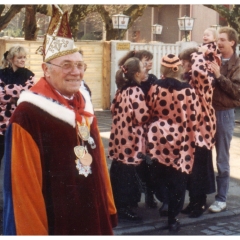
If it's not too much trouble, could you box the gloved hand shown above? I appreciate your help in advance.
[144,154,153,165]
[137,152,153,165]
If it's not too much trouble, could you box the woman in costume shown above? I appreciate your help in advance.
[108,57,150,221]
[146,54,201,232]
[0,45,35,166]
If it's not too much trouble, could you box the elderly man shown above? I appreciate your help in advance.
[3,5,117,235]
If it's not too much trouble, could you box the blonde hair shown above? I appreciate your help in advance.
[161,65,183,79]
[204,28,218,41]
[2,45,27,68]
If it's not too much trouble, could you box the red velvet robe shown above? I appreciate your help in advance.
[3,78,117,235]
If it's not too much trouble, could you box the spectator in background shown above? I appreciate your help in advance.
[208,26,240,213]
[0,45,35,167]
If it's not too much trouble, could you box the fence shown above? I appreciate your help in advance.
[0,39,109,109]
[1,38,240,109]
[110,41,240,104]
[110,40,199,103]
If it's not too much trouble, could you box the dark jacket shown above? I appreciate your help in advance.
[213,53,240,110]
[0,67,34,85]
[140,73,158,96]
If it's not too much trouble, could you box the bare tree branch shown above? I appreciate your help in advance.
[69,5,98,41]
[204,4,240,41]
[24,5,38,40]
[0,5,24,31]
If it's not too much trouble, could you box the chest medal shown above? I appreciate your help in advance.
[74,119,98,177]
[74,148,92,177]
[77,122,90,141]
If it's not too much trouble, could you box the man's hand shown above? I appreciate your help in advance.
[210,61,221,78]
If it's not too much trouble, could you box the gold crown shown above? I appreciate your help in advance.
[36,5,78,62]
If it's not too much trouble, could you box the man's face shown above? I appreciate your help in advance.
[217,33,234,56]
[43,52,84,98]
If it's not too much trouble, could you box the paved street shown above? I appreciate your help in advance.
[125,214,240,235]
[95,108,240,235]
[0,107,239,235]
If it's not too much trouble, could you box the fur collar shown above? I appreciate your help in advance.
[18,91,76,127]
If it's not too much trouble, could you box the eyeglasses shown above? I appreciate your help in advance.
[47,61,85,73]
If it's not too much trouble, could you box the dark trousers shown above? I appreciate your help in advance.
[153,163,188,224]
[149,161,168,204]
[110,160,141,209]
[187,146,216,204]
[136,159,155,198]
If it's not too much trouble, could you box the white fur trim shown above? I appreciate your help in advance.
[18,91,76,127]
[80,81,94,124]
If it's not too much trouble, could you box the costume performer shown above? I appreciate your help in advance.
[3,5,117,235]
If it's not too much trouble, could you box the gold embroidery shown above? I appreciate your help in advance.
[48,7,62,35]
[60,14,69,38]
[44,48,79,63]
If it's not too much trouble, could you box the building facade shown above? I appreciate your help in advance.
[127,4,221,44]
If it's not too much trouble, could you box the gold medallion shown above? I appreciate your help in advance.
[79,152,92,166]
[77,122,90,141]
[74,146,85,159]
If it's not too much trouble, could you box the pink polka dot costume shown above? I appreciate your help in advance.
[108,85,150,165]
[190,42,220,149]
[146,54,201,174]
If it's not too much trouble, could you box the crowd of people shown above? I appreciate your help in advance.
[0,4,240,235]
[108,26,240,233]
[1,5,117,235]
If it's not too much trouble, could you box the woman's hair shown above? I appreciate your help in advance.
[160,65,183,79]
[118,50,136,67]
[115,57,141,90]
[2,45,27,68]
[160,54,182,79]
[218,26,238,52]
[178,47,198,62]
[1,51,9,68]
[118,49,153,67]
[134,50,153,61]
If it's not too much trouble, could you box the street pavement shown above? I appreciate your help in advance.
[0,107,240,235]
[95,107,240,235]
[125,214,240,235]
